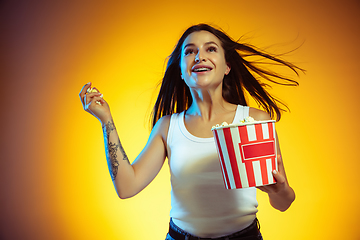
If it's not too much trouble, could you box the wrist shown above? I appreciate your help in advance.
[100,115,113,126]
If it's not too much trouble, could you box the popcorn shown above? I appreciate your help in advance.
[221,121,229,126]
[87,87,103,105]
[239,116,255,123]
[87,87,97,93]
[212,122,228,130]
[212,119,277,189]
[211,117,259,130]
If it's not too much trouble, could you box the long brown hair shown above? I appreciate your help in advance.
[151,24,304,128]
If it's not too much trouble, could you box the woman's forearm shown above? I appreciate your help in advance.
[102,119,135,198]
[102,119,129,180]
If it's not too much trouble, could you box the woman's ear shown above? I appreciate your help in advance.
[225,63,231,75]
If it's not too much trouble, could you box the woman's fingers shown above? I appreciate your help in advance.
[84,92,103,109]
[79,82,104,110]
[272,170,286,184]
[256,170,286,194]
[79,83,110,123]
[79,82,91,106]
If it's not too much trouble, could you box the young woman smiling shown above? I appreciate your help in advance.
[79,24,302,240]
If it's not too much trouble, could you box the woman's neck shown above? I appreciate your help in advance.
[186,88,236,122]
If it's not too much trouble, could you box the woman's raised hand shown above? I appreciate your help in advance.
[79,82,112,124]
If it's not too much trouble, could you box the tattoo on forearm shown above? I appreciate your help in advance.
[103,120,129,181]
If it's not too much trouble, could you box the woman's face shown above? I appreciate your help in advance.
[180,30,230,90]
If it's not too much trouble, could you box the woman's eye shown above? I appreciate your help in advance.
[184,49,194,55]
[208,46,217,52]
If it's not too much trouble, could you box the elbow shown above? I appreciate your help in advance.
[113,177,143,199]
[117,191,128,199]
[115,186,138,200]
[117,192,136,199]
[118,194,130,200]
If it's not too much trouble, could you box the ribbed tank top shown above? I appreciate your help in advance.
[166,105,258,238]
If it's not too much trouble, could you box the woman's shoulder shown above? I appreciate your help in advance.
[249,107,272,121]
[152,115,172,140]
[153,111,185,129]
[154,115,171,130]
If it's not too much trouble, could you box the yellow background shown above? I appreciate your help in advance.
[1,0,360,239]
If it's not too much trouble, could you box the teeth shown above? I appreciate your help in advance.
[193,67,210,72]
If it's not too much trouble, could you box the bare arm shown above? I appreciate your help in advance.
[102,119,131,182]
[249,108,296,211]
[102,116,169,199]
[79,83,168,199]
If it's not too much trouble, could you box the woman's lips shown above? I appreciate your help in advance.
[191,65,213,73]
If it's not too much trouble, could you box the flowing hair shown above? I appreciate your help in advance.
[151,24,304,128]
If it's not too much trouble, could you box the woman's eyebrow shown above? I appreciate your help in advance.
[183,41,219,49]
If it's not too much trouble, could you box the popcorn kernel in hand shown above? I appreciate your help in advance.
[87,87,99,93]
[87,87,103,105]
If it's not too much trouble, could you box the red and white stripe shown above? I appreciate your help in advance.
[213,121,277,189]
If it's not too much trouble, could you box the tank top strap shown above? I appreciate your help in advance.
[232,105,250,123]
[167,112,181,147]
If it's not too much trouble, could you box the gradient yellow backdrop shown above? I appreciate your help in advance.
[1,0,360,239]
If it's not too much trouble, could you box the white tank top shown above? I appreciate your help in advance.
[167,105,258,238]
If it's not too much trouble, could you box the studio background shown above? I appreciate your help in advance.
[1,1,359,239]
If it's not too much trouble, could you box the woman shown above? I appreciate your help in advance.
[79,24,300,240]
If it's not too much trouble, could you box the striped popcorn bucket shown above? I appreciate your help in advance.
[212,120,278,189]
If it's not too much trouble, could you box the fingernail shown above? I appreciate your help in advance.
[272,170,277,174]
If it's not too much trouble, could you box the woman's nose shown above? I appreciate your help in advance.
[195,50,205,62]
